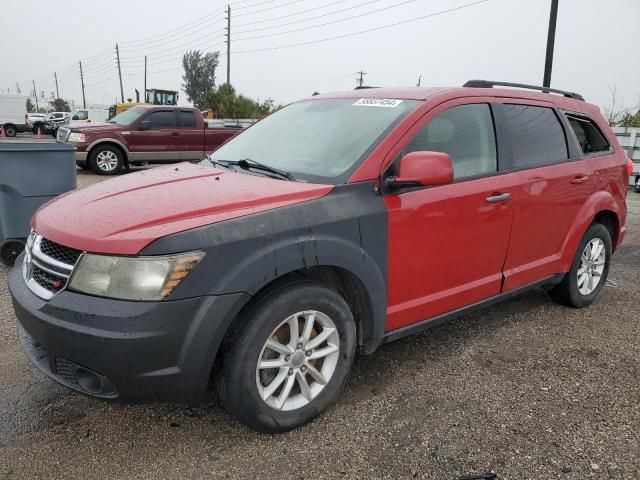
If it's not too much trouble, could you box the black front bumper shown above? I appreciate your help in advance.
[8,262,249,404]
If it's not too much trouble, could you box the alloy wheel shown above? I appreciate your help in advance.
[577,237,606,295]
[96,151,119,172]
[256,310,340,411]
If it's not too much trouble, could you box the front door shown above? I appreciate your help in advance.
[128,110,180,162]
[384,100,514,331]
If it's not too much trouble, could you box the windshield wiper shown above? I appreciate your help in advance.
[209,157,295,181]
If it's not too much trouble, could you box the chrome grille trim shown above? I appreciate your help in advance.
[22,233,82,300]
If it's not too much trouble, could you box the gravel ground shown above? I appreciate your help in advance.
[0,170,638,480]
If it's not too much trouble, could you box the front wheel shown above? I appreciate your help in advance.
[0,239,25,267]
[218,281,356,433]
[89,145,124,175]
[549,223,611,308]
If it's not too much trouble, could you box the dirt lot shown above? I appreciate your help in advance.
[0,170,638,480]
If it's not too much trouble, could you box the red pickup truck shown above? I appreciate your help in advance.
[56,105,241,175]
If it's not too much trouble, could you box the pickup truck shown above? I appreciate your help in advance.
[56,105,241,175]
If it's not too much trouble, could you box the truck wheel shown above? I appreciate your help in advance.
[89,145,124,175]
[0,239,25,267]
[3,124,17,137]
[32,123,42,134]
[549,223,611,308]
[218,281,356,433]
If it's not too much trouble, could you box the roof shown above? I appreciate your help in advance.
[309,86,596,113]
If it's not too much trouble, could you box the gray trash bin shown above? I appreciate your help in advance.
[0,143,76,266]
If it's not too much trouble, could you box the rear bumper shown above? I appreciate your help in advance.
[8,261,249,404]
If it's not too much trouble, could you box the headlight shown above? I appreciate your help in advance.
[69,251,204,301]
[67,132,86,142]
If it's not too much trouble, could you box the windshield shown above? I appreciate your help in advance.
[109,106,147,125]
[209,98,419,184]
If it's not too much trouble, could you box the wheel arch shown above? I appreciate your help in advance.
[559,191,622,271]
[87,139,129,165]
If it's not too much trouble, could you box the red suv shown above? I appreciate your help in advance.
[9,81,630,433]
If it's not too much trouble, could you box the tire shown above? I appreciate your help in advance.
[3,124,17,137]
[218,281,357,433]
[0,239,25,267]
[32,123,42,134]
[634,176,640,193]
[76,162,91,170]
[549,223,612,308]
[88,144,124,175]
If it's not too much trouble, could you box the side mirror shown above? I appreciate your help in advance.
[387,151,453,189]
[139,119,152,131]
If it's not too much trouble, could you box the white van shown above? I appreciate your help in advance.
[66,108,109,126]
[0,93,28,137]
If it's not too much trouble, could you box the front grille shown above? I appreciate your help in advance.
[23,233,80,300]
[31,264,66,293]
[39,238,82,265]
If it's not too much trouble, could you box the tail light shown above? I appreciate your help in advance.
[627,158,635,176]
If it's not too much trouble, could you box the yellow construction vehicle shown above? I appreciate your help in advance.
[109,88,179,118]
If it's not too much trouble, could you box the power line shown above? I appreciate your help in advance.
[232,0,490,53]
[120,30,226,61]
[234,0,382,33]
[119,18,225,53]
[235,0,306,17]
[235,0,419,41]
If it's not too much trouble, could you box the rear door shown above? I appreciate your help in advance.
[384,99,514,331]
[495,101,595,291]
[128,110,180,162]
[176,110,205,161]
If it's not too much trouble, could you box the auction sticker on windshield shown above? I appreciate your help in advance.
[352,98,403,108]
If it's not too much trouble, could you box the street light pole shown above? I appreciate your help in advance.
[543,0,559,88]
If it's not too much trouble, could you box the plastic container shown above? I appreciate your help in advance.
[0,143,76,265]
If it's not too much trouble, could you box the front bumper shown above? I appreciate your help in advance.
[8,261,249,404]
[74,151,88,162]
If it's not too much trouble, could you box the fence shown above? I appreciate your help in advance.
[613,127,640,184]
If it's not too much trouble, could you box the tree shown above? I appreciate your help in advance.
[181,50,220,109]
[605,84,639,127]
[50,98,70,112]
[204,82,278,119]
[26,98,35,112]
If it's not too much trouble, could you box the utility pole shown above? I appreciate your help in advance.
[32,80,39,111]
[15,83,21,94]
[144,55,147,95]
[356,70,367,88]
[416,75,422,87]
[115,43,124,103]
[543,0,559,88]
[79,61,86,109]
[54,72,59,98]
[225,5,231,85]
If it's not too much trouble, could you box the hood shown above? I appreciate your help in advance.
[68,123,122,132]
[33,163,333,255]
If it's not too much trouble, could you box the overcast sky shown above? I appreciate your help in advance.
[1,0,638,111]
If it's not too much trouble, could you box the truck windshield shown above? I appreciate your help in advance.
[109,106,146,125]
[209,98,420,184]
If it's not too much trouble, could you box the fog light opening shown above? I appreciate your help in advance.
[75,367,103,394]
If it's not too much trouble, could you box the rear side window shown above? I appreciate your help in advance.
[405,103,497,179]
[179,110,197,128]
[148,111,175,129]
[567,116,610,154]
[503,104,567,168]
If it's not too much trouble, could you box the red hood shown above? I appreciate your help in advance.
[33,163,333,255]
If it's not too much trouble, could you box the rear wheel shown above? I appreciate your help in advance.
[634,175,640,193]
[549,223,611,308]
[218,281,356,433]
[3,124,17,137]
[89,145,124,175]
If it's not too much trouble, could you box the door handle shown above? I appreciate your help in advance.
[485,193,510,203]
[171,132,180,137]
[570,175,589,184]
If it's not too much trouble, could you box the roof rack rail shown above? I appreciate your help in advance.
[463,79,584,101]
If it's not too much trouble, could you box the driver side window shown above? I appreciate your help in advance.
[405,103,497,179]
